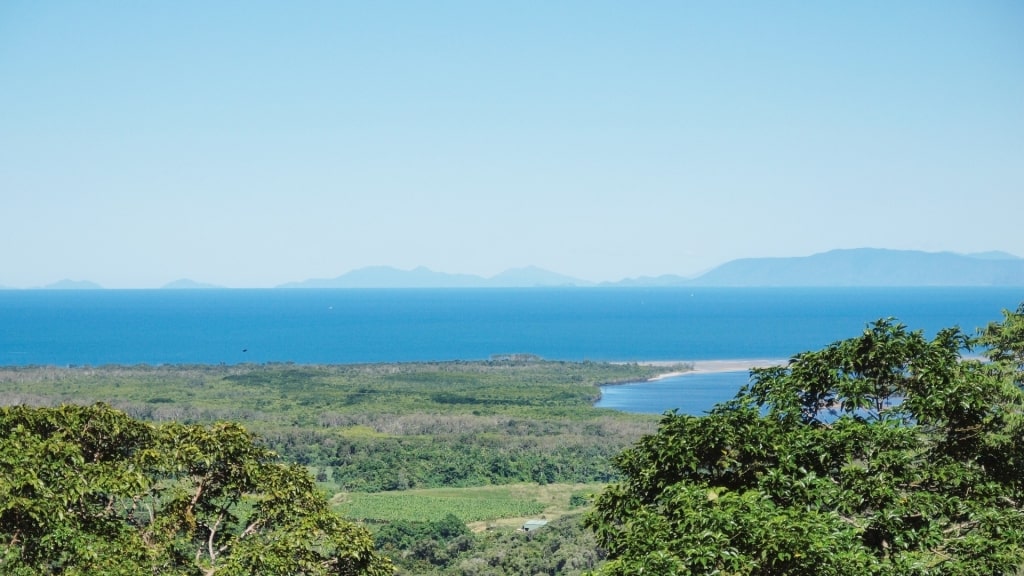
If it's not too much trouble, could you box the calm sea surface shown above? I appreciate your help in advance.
[1,288,1020,368]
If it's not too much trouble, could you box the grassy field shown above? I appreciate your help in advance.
[331,482,605,529]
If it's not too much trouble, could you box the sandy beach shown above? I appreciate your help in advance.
[641,359,786,381]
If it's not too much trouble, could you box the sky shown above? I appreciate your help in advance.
[2,1,1022,288]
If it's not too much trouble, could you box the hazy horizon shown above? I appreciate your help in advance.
[3,2,1022,288]
[4,247,1022,290]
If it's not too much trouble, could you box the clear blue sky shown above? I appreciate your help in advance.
[2,1,1022,288]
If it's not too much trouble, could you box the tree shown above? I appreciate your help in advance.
[979,303,1024,387]
[586,314,1024,575]
[0,403,394,575]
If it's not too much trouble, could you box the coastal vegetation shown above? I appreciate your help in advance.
[0,360,669,491]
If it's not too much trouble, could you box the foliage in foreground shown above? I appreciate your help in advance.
[0,403,393,576]
[587,305,1024,575]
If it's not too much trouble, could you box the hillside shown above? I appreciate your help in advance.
[277,265,590,288]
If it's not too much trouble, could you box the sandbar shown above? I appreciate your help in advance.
[639,359,786,381]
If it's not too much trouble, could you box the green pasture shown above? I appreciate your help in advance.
[332,482,605,525]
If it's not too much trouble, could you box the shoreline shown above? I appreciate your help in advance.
[640,359,786,381]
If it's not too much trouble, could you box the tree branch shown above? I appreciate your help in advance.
[207,512,224,563]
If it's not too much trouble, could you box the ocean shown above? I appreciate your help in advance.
[2,287,1020,368]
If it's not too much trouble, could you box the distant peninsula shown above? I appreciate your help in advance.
[686,248,1024,287]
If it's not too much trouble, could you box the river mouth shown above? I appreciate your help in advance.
[596,370,753,415]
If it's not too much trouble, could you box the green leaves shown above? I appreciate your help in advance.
[979,303,1024,385]
[0,404,393,575]
[588,309,1024,575]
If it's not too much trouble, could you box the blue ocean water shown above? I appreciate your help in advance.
[0,287,1021,367]
[595,371,751,415]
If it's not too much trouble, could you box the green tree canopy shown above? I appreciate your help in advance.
[587,311,1024,575]
[980,303,1024,387]
[0,403,393,575]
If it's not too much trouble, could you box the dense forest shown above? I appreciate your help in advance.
[3,304,1023,574]
[0,360,670,491]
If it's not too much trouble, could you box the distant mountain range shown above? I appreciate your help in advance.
[279,249,1024,288]
[687,249,1024,287]
[161,279,225,290]
[276,265,585,288]
[7,249,1024,289]
[38,279,105,290]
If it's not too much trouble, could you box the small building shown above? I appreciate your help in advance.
[522,519,548,532]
